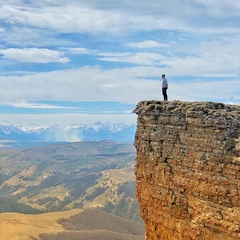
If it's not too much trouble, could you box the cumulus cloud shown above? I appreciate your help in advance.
[0,48,69,63]
[0,65,239,104]
[0,3,124,33]
[65,47,166,66]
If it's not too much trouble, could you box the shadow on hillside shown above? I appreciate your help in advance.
[39,209,145,240]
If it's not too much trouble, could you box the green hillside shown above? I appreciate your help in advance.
[0,197,41,214]
[0,140,142,222]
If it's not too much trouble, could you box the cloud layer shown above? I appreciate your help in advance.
[0,0,239,125]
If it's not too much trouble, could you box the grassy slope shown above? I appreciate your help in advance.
[0,209,82,240]
[0,209,144,240]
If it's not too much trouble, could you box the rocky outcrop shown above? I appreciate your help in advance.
[133,100,240,240]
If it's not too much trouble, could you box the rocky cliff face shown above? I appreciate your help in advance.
[133,100,240,240]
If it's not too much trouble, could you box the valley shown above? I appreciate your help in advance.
[0,140,144,239]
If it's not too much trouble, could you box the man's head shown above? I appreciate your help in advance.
[162,74,165,78]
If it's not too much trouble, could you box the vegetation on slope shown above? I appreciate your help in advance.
[0,140,142,222]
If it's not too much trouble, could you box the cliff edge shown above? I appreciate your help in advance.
[133,100,240,240]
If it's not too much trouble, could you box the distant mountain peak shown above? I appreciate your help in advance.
[0,122,136,148]
[18,124,50,133]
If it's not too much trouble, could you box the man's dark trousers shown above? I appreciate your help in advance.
[162,88,168,101]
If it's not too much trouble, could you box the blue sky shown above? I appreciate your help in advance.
[0,0,239,126]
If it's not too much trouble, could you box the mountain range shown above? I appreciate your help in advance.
[0,122,136,148]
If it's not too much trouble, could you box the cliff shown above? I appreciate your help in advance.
[133,100,240,240]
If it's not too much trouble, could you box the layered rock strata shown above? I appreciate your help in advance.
[133,100,240,240]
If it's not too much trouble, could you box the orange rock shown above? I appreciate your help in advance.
[134,100,240,240]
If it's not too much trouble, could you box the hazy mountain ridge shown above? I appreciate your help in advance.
[0,122,136,148]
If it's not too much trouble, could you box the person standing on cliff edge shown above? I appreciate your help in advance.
[162,74,168,101]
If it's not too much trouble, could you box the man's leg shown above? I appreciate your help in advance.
[162,88,168,101]
[162,88,165,100]
[165,89,168,101]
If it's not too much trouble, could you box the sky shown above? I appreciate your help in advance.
[0,0,239,126]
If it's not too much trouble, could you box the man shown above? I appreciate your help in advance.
[162,74,168,101]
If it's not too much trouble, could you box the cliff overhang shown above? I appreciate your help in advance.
[134,100,240,240]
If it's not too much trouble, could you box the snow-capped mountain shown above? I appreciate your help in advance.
[18,124,50,134]
[0,122,136,148]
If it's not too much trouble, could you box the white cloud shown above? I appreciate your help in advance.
[0,27,73,48]
[0,66,154,104]
[11,102,74,109]
[66,47,93,55]
[0,66,239,105]
[98,52,166,66]
[190,0,240,17]
[0,48,69,63]
[65,35,240,75]
[163,35,240,77]
[0,3,125,34]
[0,0,239,35]
[125,40,170,48]
[65,47,166,66]
[0,0,239,127]
[170,79,240,103]
[0,63,239,125]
